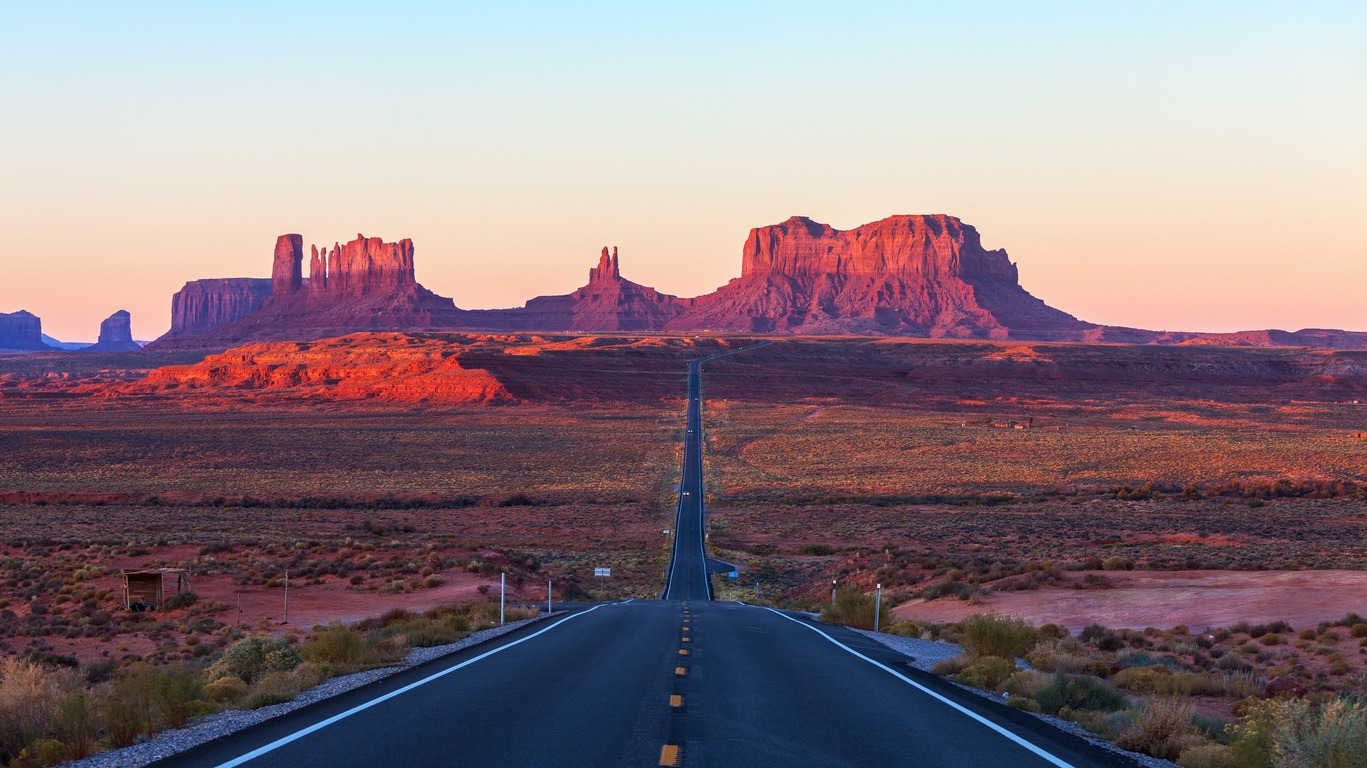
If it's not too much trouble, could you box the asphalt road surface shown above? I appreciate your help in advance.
[157,349,1138,768]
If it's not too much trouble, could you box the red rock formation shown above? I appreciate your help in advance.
[162,279,273,339]
[0,310,49,351]
[154,234,465,348]
[85,310,141,353]
[466,246,685,332]
[272,234,304,295]
[146,218,1367,350]
[669,215,1084,338]
[131,333,513,405]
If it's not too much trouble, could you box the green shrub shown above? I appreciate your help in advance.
[956,657,1017,691]
[1176,743,1243,768]
[246,692,293,710]
[1271,697,1367,768]
[1006,695,1042,713]
[819,588,890,631]
[164,591,198,611]
[53,692,96,760]
[302,625,364,666]
[1033,672,1128,715]
[207,635,301,684]
[1114,664,1193,695]
[204,676,249,705]
[1115,697,1202,760]
[931,656,971,676]
[960,613,1040,660]
[0,657,58,763]
[151,666,205,729]
[1350,624,1367,639]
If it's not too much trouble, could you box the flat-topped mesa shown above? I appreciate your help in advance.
[670,213,1080,338]
[166,279,273,338]
[740,214,1017,282]
[0,310,48,351]
[588,246,621,284]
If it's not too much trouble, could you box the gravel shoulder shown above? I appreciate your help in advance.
[68,615,548,768]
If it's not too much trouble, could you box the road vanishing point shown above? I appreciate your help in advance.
[157,346,1139,768]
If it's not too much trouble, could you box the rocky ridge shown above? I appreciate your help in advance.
[142,217,1367,350]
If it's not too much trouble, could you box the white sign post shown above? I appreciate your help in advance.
[594,567,610,595]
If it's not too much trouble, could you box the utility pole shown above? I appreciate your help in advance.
[236,593,241,625]
[874,583,882,633]
[284,570,289,624]
[547,579,553,615]
[500,572,506,626]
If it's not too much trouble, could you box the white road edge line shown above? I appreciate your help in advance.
[761,608,1078,768]
[214,604,607,768]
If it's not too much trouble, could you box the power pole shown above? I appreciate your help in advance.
[284,570,289,624]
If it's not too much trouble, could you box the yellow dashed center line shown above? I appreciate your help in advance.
[660,744,681,766]
[678,649,690,655]
[682,637,691,642]
[675,666,687,676]
[670,694,684,707]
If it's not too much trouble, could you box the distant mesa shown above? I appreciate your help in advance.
[84,310,142,353]
[145,217,1367,350]
[0,310,51,352]
[465,246,685,332]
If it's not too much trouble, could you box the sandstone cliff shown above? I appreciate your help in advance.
[0,310,50,352]
[153,234,465,348]
[667,215,1084,338]
[164,278,273,339]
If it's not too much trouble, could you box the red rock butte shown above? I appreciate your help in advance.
[142,216,1367,351]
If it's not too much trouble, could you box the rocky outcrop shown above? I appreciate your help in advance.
[164,279,273,339]
[0,310,50,351]
[131,333,513,405]
[85,310,141,353]
[666,215,1085,338]
[469,247,686,331]
[152,234,464,349]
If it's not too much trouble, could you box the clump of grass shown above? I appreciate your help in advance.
[206,636,301,685]
[819,588,889,631]
[1115,697,1202,760]
[1033,672,1128,715]
[960,613,1040,660]
[956,657,1017,691]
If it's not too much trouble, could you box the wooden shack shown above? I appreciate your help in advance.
[122,568,190,611]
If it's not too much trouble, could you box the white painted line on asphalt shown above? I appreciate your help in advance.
[761,608,1078,768]
[214,605,607,767]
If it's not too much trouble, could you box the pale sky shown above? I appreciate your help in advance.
[2,1,1364,341]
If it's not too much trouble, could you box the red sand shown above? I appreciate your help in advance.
[894,570,1367,632]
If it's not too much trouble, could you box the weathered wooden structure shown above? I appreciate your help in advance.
[122,568,190,611]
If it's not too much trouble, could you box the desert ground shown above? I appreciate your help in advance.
[1,334,1364,675]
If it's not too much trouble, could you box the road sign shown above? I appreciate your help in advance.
[727,571,739,579]
[594,567,611,577]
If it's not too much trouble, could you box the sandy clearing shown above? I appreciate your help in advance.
[893,570,1367,632]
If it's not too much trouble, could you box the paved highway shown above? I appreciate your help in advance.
[157,349,1137,768]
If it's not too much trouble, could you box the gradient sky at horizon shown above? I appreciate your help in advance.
[3,1,1364,341]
